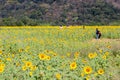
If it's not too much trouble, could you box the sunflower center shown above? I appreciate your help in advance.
[27,63,30,66]
[100,71,103,73]
[72,64,75,67]
[41,55,44,58]
[86,68,90,72]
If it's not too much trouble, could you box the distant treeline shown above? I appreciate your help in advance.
[0,0,120,26]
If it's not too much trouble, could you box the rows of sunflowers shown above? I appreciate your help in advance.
[0,26,120,80]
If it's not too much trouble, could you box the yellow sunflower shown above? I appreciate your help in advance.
[86,75,90,80]
[99,49,103,53]
[70,62,77,70]
[0,67,4,73]
[30,66,37,71]
[98,69,104,75]
[107,45,111,49]
[0,50,2,55]
[22,66,27,71]
[94,52,97,57]
[74,52,79,58]
[47,66,51,70]
[46,56,51,60]
[19,49,24,52]
[84,66,92,74]
[0,64,5,68]
[39,53,46,60]
[25,61,32,67]
[105,52,109,56]
[88,53,95,59]
[67,53,71,57]
[6,58,12,61]
[85,78,89,80]
[29,72,33,76]
[56,73,61,79]
[81,72,84,77]
[102,55,106,60]
[53,53,57,56]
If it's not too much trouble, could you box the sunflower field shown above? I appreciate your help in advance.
[0,26,120,80]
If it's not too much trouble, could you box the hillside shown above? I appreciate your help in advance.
[0,0,120,26]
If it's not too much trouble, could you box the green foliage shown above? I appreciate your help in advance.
[0,0,120,26]
[0,28,120,79]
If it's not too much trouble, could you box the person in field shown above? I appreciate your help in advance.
[66,25,69,28]
[96,28,101,39]
[60,25,63,29]
[83,26,85,29]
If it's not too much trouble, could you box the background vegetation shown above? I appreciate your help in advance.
[0,0,120,26]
